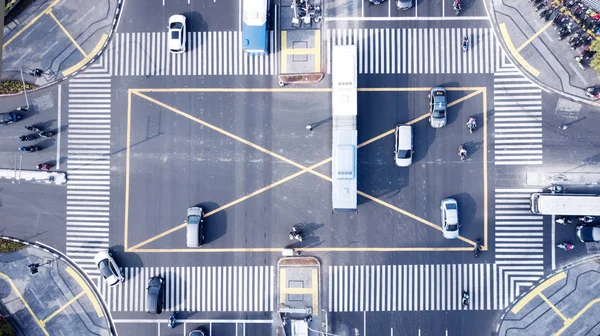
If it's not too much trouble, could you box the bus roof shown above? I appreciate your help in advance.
[531,193,600,215]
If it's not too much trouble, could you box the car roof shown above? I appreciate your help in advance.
[579,226,600,242]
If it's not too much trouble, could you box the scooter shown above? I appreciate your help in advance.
[37,163,53,170]
[19,135,36,141]
[461,290,470,307]
[458,145,467,161]
[555,217,572,225]
[25,125,40,132]
[578,216,594,223]
[39,130,54,138]
[168,312,176,328]
[557,242,574,251]
[289,225,303,242]
[474,239,482,258]
[453,0,461,15]
[466,117,476,133]
[548,185,565,193]
[462,37,469,52]
[19,145,39,153]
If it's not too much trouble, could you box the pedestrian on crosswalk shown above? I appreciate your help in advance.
[559,125,568,130]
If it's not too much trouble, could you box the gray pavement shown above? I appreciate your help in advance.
[485,0,600,104]
[2,0,122,87]
[0,237,113,335]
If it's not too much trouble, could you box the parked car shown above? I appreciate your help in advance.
[94,249,124,286]
[189,329,207,336]
[441,198,459,239]
[168,14,187,54]
[396,0,412,10]
[429,87,447,128]
[146,276,164,314]
[369,0,385,4]
[186,206,205,247]
[394,124,413,167]
[576,225,600,242]
[0,111,21,126]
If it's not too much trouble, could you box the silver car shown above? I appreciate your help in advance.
[441,198,459,239]
[429,87,447,128]
[168,14,187,54]
[94,249,124,286]
[186,206,204,247]
[396,0,412,10]
[394,124,413,167]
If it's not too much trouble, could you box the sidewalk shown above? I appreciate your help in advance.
[0,237,114,335]
[485,0,600,105]
[1,0,123,91]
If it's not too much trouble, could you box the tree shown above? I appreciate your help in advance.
[589,40,600,72]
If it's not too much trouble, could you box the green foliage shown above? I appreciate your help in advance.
[589,40,600,72]
[0,239,25,254]
[5,0,17,15]
[0,318,15,336]
[0,80,37,95]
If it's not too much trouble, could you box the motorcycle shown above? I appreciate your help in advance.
[474,239,482,258]
[289,225,303,242]
[19,145,39,153]
[25,125,40,132]
[19,135,36,141]
[462,37,468,52]
[555,217,572,225]
[466,117,476,133]
[453,0,461,15]
[168,312,176,328]
[37,163,53,170]
[547,185,565,193]
[557,242,574,251]
[458,145,467,161]
[39,130,54,138]
[461,290,470,307]
[579,216,594,223]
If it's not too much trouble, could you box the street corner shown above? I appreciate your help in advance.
[497,257,600,336]
[0,238,112,336]
[2,0,121,85]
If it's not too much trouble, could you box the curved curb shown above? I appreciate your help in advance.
[482,0,600,108]
[0,235,117,336]
[494,254,600,334]
[0,0,125,98]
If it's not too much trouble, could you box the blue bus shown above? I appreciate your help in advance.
[242,0,269,56]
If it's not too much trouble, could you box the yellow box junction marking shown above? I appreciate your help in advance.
[278,268,319,315]
[0,272,49,335]
[280,30,321,73]
[65,267,104,318]
[63,33,108,76]
[125,87,487,253]
[511,272,566,314]
[3,0,61,48]
[498,23,541,77]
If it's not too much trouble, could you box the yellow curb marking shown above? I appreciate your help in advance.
[539,293,568,321]
[63,33,108,77]
[499,23,540,77]
[517,21,553,52]
[42,291,85,324]
[556,297,600,335]
[0,272,49,335]
[511,271,566,314]
[132,247,477,252]
[65,266,104,318]
[125,87,486,252]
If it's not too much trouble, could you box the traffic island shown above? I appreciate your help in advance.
[0,168,67,184]
[276,256,326,336]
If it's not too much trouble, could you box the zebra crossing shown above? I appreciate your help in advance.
[328,264,500,312]
[493,62,543,165]
[101,31,277,76]
[98,266,275,312]
[327,27,500,74]
[66,62,112,275]
[494,188,545,307]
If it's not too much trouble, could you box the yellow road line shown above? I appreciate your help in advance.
[65,267,104,317]
[43,291,85,324]
[3,0,61,48]
[498,23,540,77]
[0,272,48,335]
[517,21,553,52]
[539,293,568,321]
[279,269,287,305]
[126,88,484,251]
[62,33,108,77]
[314,30,321,72]
[556,297,600,335]
[128,246,476,252]
[281,31,288,73]
[125,90,132,250]
[47,11,86,56]
[311,268,319,315]
[511,272,566,314]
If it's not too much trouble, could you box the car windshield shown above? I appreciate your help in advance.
[397,150,411,159]
[171,31,180,40]
[170,22,183,29]
[446,224,458,231]
[98,260,113,278]
[187,215,201,224]
[445,203,457,210]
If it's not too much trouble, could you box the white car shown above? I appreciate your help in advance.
[441,198,460,239]
[168,14,187,54]
[394,124,413,167]
[94,249,124,286]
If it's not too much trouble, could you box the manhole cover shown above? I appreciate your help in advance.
[555,98,581,119]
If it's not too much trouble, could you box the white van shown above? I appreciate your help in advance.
[394,124,413,167]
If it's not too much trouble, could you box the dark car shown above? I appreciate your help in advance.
[576,225,600,242]
[146,276,164,314]
[429,87,447,128]
[369,0,385,4]
[0,111,21,126]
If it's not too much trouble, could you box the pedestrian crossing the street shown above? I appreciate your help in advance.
[328,264,500,312]
[98,266,275,312]
[66,62,112,275]
[493,62,543,165]
[326,27,499,74]
[101,31,277,76]
[494,188,545,307]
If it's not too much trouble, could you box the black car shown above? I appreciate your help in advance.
[0,111,21,126]
[146,276,164,314]
[576,225,600,242]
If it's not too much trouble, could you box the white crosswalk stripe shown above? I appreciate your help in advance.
[328,264,499,311]
[101,31,277,76]
[493,62,543,165]
[494,188,545,308]
[98,266,275,312]
[326,27,500,74]
[66,63,112,275]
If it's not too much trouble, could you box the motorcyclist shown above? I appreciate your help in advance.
[458,145,467,160]
[462,36,468,51]
[466,117,476,131]
[580,216,594,223]
[453,0,461,11]
[168,312,176,328]
[461,291,469,306]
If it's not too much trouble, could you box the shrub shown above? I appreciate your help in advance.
[0,240,25,254]
[589,40,600,72]
[0,317,15,336]
[0,80,37,95]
